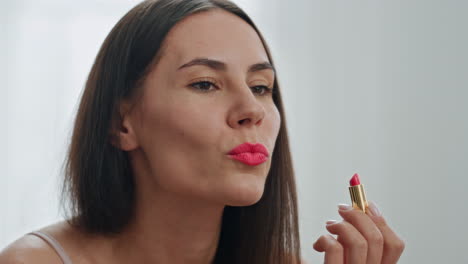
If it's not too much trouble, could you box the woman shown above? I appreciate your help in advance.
[0,0,404,263]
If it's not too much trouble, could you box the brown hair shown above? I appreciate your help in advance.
[60,0,301,263]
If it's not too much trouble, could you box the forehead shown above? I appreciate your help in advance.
[160,9,269,67]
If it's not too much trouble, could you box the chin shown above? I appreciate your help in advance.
[224,176,266,206]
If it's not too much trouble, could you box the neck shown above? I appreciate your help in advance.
[110,179,224,264]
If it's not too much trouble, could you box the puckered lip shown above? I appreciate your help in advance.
[227,142,269,157]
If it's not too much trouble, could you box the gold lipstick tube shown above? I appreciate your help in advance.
[348,184,368,213]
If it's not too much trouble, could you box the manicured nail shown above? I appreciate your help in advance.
[367,201,382,216]
[326,220,337,225]
[338,203,352,211]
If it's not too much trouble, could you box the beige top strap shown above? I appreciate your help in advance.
[28,231,73,264]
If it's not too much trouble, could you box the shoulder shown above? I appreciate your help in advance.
[0,233,63,264]
[0,220,85,264]
[1,220,114,264]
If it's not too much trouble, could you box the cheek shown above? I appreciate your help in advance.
[136,94,225,187]
[265,103,281,140]
[167,100,225,146]
[140,85,221,143]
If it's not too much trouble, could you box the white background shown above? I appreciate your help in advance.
[2,0,467,263]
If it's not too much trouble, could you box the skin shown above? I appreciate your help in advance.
[313,201,406,264]
[104,8,281,264]
[0,8,405,264]
[0,9,280,264]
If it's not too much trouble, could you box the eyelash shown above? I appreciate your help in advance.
[188,79,274,96]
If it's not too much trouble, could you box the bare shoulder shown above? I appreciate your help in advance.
[0,220,87,264]
[0,233,62,264]
[1,220,115,264]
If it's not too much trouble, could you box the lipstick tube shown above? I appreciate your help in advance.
[348,173,368,213]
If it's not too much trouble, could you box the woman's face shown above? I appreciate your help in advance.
[124,9,281,206]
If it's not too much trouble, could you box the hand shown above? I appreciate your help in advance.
[312,201,405,264]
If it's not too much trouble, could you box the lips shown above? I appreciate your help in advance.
[227,142,269,166]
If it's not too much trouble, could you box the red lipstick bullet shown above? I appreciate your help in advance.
[348,173,368,213]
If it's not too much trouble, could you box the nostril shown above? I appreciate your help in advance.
[239,118,251,125]
[238,118,262,125]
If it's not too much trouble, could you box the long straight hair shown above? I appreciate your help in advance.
[60,0,301,263]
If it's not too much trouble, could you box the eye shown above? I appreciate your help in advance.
[189,79,219,93]
[188,79,274,96]
[189,81,217,92]
[251,85,274,96]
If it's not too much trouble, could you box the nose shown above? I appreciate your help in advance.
[227,87,266,129]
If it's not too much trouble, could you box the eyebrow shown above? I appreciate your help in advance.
[177,57,276,74]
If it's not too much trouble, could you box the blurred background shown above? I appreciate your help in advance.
[2,0,467,263]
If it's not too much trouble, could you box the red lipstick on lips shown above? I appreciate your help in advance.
[348,173,368,213]
[227,142,269,166]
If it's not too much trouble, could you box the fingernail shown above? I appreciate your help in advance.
[367,201,382,216]
[326,220,337,225]
[338,203,352,211]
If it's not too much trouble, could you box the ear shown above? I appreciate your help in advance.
[110,101,139,151]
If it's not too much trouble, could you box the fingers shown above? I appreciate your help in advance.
[313,201,405,264]
[313,234,344,264]
[325,220,367,264]
[366,201,406,264]
[337,204,384,264]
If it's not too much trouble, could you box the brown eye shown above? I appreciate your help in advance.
[189,80,273,96]
[251,85,273,96]
[189,81,216,92]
